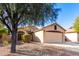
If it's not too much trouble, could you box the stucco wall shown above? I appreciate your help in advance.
[34,30,44,43]
[62,33,65,43]
[65,33,78,42]
[33,24,65,43]
[56,26,65,32]
[44,32,63,43]
[43,25,65,33]
[77,33,79,42]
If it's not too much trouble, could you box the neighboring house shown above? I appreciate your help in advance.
[65,28,79,43]
[15,26,39,41]
[33,23,66,43]
[18,26,39,33]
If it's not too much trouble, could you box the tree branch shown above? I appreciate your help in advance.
[0,15,12,33]
[3,4,12,20]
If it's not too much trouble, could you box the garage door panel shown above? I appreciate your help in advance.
[44,32,62,43]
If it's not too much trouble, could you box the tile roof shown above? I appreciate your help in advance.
[66,28,76,33]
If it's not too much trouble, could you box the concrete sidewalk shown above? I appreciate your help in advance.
[0,47,10,56]
[44,42,79,53]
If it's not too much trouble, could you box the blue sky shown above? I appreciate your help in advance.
[55,3,79,29]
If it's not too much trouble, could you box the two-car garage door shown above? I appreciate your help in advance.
[44,32,63,43]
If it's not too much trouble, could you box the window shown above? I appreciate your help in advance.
[54,25,57,30]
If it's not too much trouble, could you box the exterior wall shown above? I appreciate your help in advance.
[44,32,63,43]
[77,33,79,42]
[33,30,44,43]
[43,25,65,32]
[43,25,54,31]
[56,26,65,33]
[62,33,65,43]
[65,33,78,42]
[33,24,65,43]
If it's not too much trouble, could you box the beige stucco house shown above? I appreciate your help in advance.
[65,28,79,43]
[33,23,66,43]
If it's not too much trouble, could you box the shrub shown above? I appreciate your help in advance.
[17,31,32,43]
[18,31,25,41]
[2,40,9,46]
[0,29,8,34]
[22,34,32,43]
[0,28,8,39]
[0,34,11,46]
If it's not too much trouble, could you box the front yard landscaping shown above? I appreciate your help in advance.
[0,42,79,56]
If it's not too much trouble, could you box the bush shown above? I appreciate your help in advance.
[21,34,32,43]
[17,31,32,43]
[0,29,8,34]
[0,34,11,46]
[2,40,9,46]
[0,28,8,39]
[18,31,25,41]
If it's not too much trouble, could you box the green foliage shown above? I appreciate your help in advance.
[18,31,32,43]
[0,28,8,41]
[0,4,60,29]
[2,40,9,46]
[0,21,8,35]
[0,21,4,29]
[73,17,79,32]
[0,29,8,34]
[21,34,32,43]
[19,4,60,26]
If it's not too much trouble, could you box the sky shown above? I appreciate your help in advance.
[55,3,79,29]
[4,3,79,29]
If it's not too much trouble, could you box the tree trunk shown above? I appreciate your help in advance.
[11,25,18,53]
[31,33,33,41]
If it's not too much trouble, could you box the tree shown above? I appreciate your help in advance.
[0,21,7,34]
[73,17,79,32]
[0,21,5,29]
[0,3,60,53]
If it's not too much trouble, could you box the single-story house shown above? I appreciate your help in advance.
[33,23,66,43]
[65,28,79,43]
[1,23,65,44]
[18,26,39,33]
[17,26,39,41]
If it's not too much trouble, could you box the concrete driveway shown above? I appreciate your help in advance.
[44,42,79,53]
